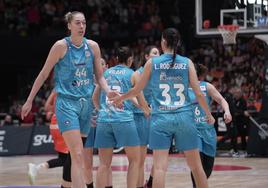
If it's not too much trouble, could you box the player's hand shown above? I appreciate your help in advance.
[143,106,151,118]
[224,111,232,124]
[206,114,215,125]
[109,93,123,109]
[21,101,32,120]
[107,90,120,99]
[46,112,53,121]
[107,90,123,108]
[113,97,124,109]
[90,109,98,127]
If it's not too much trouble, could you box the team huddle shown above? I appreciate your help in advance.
[21,11,232,188]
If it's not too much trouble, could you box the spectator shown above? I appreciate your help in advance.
[217,86,238,157]
[1,114,13,126]
[233,86,250,153]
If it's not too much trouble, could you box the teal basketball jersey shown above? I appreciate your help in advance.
[149,53,192,114]
[97,65,134,122]
[54,37,94,99]
[133,66,152,114]
[188,81,212,129]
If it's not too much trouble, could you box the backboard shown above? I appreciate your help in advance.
[196,0,268,36]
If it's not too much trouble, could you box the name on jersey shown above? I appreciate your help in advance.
[159,105,179,111]
[108,70,126,75]
[154,63,187,70]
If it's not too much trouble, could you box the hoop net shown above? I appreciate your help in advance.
[218,25,239,45]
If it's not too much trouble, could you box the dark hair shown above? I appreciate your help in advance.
[195,63,208,78]
[116,46,133,65]
[162,28,180,66]
[64,11,85,24]
[140,45,157,67]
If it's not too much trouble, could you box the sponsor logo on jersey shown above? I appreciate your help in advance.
[200,85,206,91]
[85,50,91,57]
[72,79,90,87]
[160,72,182,81]
[75,62,86,66]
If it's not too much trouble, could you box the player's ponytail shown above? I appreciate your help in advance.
[172,38,178,66]
[162,28,180,67]
[116,46,133,65]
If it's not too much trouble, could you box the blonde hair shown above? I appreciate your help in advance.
[64,11,84,24]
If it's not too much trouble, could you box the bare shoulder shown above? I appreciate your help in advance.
[206,82,212,86]
[144,59,152,68]
[52,39,68,58]
[206,82,214,89]
[86,39,99,49]
[206,82,217,92]
[54,39,67,48]
[51,39,67,52]
[188,58,194,66]
[133,71,140,79]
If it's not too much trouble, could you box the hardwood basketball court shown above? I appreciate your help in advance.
[1,154,268,187]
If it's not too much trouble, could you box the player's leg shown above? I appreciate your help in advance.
[94,122,115,187]
[149,114,174,188]
[96,148,113,188]
[175,111,208,188]
[152,150,169,188]
[113,121,140,188]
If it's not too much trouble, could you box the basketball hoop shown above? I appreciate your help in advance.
[218,25,239,45]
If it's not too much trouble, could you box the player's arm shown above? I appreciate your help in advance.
[131,71,151,117]
[114,59,152,104]
[92,85,101,110]
[21,40,65,119]
[44,91,57,112]
[188,60,215,125]
[44,91,57,121]
[207,83,232,123]
[89,40,110,94]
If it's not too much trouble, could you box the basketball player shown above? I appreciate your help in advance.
[132,46,160,188]
[188,63,232,187]
[111,28,214,188]
[94,47,150,188]
[84,58,113,187]
[21,11,111,188]
[28,91,71,188]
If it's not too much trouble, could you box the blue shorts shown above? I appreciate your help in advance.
[94,121,140,148]
[197,127,217,157]
[149,110,198,151]
[55,95,92,135]
[84,126,96,148]
[134,113,150,146]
